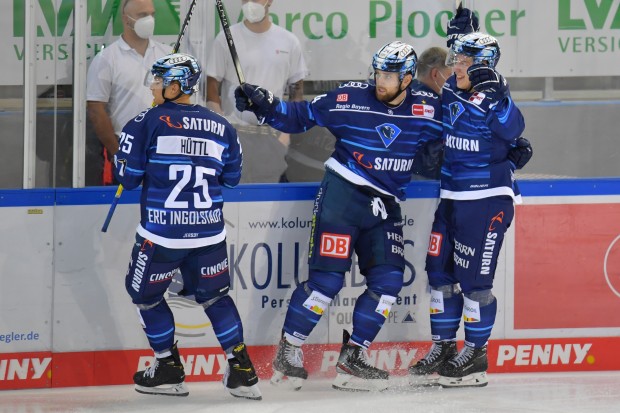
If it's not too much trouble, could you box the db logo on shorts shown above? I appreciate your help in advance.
[428,232,442,256]
[320,233,351,258]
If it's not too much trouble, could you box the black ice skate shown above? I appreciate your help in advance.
[271,334,308,390]
[223,343,262,400]
[438,344,489,388]
[332,330,389,392]
[408,340,457,386]
[134,342,189,396]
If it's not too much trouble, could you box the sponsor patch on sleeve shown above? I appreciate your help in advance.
[412,104,435,117]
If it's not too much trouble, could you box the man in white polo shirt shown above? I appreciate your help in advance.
[206,0,308,183]
[87,0,169,185]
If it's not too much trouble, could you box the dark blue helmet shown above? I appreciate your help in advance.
[372,41,417,80]
[151,53,201,94]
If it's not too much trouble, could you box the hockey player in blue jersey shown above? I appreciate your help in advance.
[409,9,526,388]
[114,53,261,400]
[234,41,443,392]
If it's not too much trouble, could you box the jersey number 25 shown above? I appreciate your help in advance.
[166,165,215,209]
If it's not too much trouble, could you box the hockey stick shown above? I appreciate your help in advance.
[101,0,199,232]
[215,0,246,85]
[172,0,199,55]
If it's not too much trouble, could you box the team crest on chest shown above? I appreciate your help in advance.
[449,102,465,125]
[375,123,402,148]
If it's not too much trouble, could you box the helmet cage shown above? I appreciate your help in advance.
[150,53,201,95]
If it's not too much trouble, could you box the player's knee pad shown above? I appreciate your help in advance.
[201,294,225,310]
[351,266,403,329]
[431,284,463,314]
[357,288,397,324]
[283,273,342,344]
[464,289,495,306]
[436,283,462,298]
[295,275,338,316]
[306,269,345,299]
[295,270,344,317]
[365,265,404,298]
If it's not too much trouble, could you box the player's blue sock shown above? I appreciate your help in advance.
[464,296,496,347]
[350,289,396,348]
[282,283,327,343]
[429,287,464,341]
[203,295,244,351]
[139,300,175,352]
[283,272,343,345]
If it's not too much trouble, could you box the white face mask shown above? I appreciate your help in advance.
[129,15,155,39]
[434,69,449,94]
[242,1,267,24]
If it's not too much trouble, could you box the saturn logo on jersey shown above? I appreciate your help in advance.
[140,239,154,251]
[375,123,402,148]
[353,152,373,169]
[320,233,351,259]
[489,211,505,231]
[354,151,414,172]
[130,251,149,292]
[159,115,183,128]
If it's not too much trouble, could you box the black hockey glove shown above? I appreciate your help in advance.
[234,83,280,123]
[447,7,479,48]
[412,140,444,180]
[468,64,509,98]
[508,137,533,170]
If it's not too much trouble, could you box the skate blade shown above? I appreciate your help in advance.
[408,373,440,387]
[270,370,305,391]
[134,382,189,397]
[331,373,389,392]
[228,383,262,400]
[438,372,488,388]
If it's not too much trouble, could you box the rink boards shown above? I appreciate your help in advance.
[1,179,620,390]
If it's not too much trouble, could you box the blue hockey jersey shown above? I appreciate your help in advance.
[440,76,525,202]
[266,82,443,201]
[113,101,242,248]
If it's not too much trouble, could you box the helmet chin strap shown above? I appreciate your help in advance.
[383,81,408,106]
[162,86,185,103]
